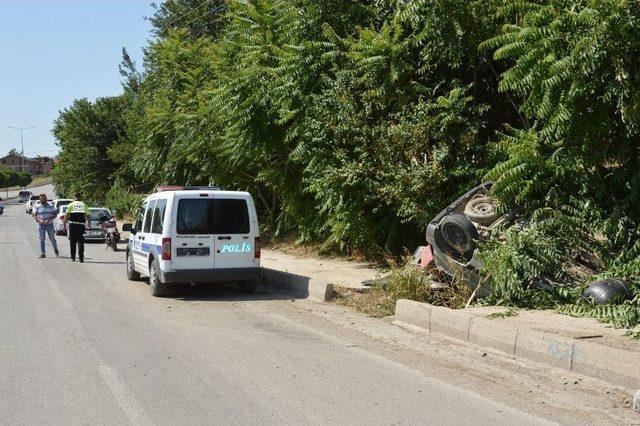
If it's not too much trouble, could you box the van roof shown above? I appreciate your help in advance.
[155,185,221,192]
[146,189,251,200]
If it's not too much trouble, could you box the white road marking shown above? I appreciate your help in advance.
[99,365,154,425]
[48,279,73,310]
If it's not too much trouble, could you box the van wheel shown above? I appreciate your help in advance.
[126,250,141,281]
[239,279,258,293]
[149,258,168,297]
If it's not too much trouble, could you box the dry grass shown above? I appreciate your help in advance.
[29,175,53,188]
[333,286,396,318]
[333,264,474,318]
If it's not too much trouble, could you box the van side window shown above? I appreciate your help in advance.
[177,199,211,234]
[143,200,156,233]
[136,202,147,231]
[151,199,167,234]
[213,199,250,234]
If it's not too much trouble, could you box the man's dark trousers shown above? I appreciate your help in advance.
[69,223,85,261]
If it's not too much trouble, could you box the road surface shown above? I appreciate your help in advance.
[0,189,634,425]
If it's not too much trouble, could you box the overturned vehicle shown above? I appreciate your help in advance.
[423,182,634,304]
[424,182,505,296]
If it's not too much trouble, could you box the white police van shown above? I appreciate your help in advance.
[123,186,261,297]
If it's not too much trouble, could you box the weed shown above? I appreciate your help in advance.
[486,308,519,319]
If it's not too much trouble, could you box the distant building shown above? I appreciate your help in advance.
[0,154,55,175]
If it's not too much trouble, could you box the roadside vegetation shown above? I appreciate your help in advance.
[335,265,472,318]
[0,167,33,193]
[51,0,640,330]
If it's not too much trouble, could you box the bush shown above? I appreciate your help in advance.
[104,180,142,218]
[386,265,472,309]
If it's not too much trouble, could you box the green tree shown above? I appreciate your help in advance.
[52,96,128,204]
[16,171,32,188]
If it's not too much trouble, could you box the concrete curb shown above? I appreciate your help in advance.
[394,299,640,392]
[261,268,333,301]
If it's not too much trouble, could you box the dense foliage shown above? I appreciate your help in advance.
[0,167,32,189]
[52,0,640,327]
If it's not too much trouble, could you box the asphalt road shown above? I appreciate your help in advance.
[0,190,631,425]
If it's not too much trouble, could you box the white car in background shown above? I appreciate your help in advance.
[53,205,69,235]
[25,195,40,214]
[52,198,73,212]
[18,190,32,203]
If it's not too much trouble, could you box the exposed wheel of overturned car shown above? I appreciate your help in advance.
[464,196,499,225]
[440,214,478,254]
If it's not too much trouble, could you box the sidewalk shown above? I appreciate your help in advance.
[395,300,640,392]
[259,248,639,393]
[261,248,382,291]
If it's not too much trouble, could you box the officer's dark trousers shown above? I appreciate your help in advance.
[68,224,85,261]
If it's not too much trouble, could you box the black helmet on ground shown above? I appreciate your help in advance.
[582,278,633,305]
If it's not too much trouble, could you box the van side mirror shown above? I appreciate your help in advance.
[122,223,133,232]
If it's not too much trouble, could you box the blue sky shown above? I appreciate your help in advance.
[0,0,155,158]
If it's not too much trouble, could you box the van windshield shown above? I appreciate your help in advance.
[19,191,30,196]
[177,199,249,235]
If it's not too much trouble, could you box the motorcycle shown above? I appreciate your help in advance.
[99,216,120,251]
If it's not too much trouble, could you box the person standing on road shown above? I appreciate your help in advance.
[33,193,59,258]
[63,194,90,263]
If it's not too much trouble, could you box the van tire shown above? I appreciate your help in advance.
[149,258,168,297]
[239,279,258,293]
[127,250,141,281]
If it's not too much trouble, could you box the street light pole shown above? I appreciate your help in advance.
[7,125,36,172]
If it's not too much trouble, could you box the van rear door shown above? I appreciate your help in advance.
[172,197,216,270]
[212,198,254,269]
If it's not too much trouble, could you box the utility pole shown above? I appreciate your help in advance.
[7,125,36,173]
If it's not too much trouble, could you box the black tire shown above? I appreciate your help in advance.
[440,214,478,254]
[111,241,118,252]
[126,250,141,281]
[239,279,258,293]
[464,196,499,225]
[149,258,168,297]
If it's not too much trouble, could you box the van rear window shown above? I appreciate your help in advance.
[212,199,250,234]
[176,199,250,235]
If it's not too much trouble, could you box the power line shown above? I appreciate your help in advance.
[164,0,217,29]
[183,3,227,35]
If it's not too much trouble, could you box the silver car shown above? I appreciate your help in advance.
[85,208,113,240]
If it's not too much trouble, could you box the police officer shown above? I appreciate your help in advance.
[63,193,90,262]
